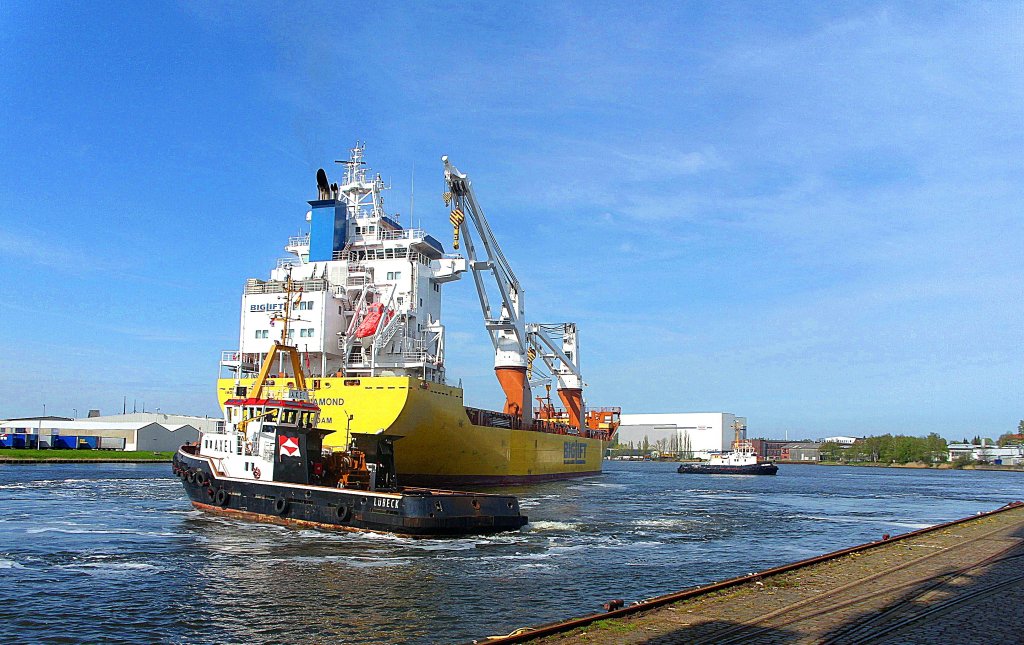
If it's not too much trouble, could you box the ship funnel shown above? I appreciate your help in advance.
[316,168,332,200]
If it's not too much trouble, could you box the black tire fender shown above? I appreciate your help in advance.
[336,504,351,522]
[214,489,229,507]
[274,497,289,515]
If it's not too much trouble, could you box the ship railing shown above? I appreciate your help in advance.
[220,350,259,367]
[245,278,327,294]
[276,257,302,269]
[287,234,310,247]
[465,406,522,430]
[330,285,354,304]
[377,228,427,241]
[336,248,433,266]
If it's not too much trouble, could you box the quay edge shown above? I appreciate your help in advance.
[477,500,1024,643]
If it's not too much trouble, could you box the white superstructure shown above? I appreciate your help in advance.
[221,143,467,383]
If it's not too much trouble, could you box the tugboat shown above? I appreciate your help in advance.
[677,421,778,475]
[173,276,528,536]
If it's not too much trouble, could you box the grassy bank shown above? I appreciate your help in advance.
[782,460,1024,472]
[0,449,174,463]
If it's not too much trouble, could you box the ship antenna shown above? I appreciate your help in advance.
[280,272,292,345]
[251,268,307,397]
[409,162,415,226]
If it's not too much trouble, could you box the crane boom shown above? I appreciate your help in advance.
[443,157,532,421]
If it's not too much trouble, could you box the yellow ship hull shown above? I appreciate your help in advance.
[217,375,606,487]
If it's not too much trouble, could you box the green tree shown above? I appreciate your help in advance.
[952,452,975,469]
[925,432,947,462]
[849,433,946,464]
[819,442,843,462]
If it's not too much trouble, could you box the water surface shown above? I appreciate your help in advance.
[1,461,1020,643]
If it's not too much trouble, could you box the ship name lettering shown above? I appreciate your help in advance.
[374,498,399,509]
[250,303,287,312]
[563,441,586,464]
[314,398,345,406]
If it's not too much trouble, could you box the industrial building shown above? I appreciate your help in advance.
[616,413,745,459]
[781,442,821,461]
[947,443,1024,465]
[0,412,218,451]
[749,439,792,461]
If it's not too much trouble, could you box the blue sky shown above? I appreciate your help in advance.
[1,2,1021,439]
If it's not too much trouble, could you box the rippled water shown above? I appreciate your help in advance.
[1,461,1021,644]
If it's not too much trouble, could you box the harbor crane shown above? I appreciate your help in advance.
[442,156,585,428]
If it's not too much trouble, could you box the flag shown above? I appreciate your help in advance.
[279,435,300,458]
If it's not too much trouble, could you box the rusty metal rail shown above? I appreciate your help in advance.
[475,500,1024,644]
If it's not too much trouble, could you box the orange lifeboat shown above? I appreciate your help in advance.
[355,303,393,338]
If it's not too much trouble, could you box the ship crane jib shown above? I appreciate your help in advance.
[443,156,586,429]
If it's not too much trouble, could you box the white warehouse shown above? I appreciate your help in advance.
[616,412,744,458]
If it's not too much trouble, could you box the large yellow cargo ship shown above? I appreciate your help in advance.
[217,145,619,486]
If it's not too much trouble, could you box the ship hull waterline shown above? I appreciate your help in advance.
[173,450,528,536]
[676,462,779,476]
[218,375,608,487]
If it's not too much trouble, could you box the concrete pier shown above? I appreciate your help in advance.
[482,502,1024,644]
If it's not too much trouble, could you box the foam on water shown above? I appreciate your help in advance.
[527,520,580,532]
[59,561,161,574]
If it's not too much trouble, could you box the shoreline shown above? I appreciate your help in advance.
[484,501,1024,643]
[778,460,1024,472]
[0,449,176,465]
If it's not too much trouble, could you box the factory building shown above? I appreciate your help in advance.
[0,412,218,451]
[616,413,744,459]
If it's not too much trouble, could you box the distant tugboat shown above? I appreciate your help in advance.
[173,276,528,536]
[677,421,778,475]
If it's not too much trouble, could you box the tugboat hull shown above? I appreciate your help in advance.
[676,462,779,476]
[173,449,527,536]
